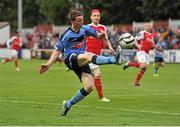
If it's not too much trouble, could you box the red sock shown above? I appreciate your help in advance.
[4,58,11,63]
[129,61,140,68]
[94,76,103,98]
[14,59,18,68]
[134,70,145,84]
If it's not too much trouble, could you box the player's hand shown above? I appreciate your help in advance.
[98,31,105,39]
[147,38,153,42]
[108,48,115,54]
[155,45,164,52]
[136,44,141,50]
[38,64,49,74]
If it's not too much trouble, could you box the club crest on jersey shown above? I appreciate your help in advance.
[72,42,85,49]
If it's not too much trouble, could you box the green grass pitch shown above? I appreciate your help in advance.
[0,59,180,125]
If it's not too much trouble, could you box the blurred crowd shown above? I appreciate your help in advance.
[23,24,59,50]
[108,25,180,50]
[10,23,180,50]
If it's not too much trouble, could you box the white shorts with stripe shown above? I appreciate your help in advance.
[136,51,150,65]
[89,63,99,70]
[10,49,18,58]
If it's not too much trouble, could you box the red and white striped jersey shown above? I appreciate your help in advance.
[7,36,22,51]
[135,30,154,53]
[86,23,108,55]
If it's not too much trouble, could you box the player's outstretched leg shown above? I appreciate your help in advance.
[91,45,123,65]
[1,58,11,64]
[123,61,140,70]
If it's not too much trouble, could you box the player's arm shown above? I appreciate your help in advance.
[152,43,163,52]
[102,31,114,53]
[39,50,61,74]
[39,39,64,74]
[6,37,13,48]
[83,25,105,39]
[103,39,114,52]
[134,31,144,49]
[19,37,23,47]
[134,38,141,50]
[102,27,114,52]
[97,31,106,39]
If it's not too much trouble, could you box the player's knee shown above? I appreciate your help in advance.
[84,85,94,93]
[161,63,165,67]
[140,64,147,72]
[94,73,101,78]
[12,57,17,61]
[158,62,162,66]
[141,67,147,72]
[140,63,147,69]
[85,52,94,62]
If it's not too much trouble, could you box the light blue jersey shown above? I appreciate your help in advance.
[55,25,97,60]
[154,42,166,58]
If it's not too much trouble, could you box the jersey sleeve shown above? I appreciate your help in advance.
[54,39,64,52]
[19,37,22,47]
[6,36,15,48]
[82,25,97,38]
[54,32,68,52]
[104,26,109,40]
[6,39,11,48]
[135,31,144,40]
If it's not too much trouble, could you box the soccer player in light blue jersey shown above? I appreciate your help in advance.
[38,10,122,116]
[153,37,166,77]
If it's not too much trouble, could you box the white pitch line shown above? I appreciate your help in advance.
[0,99,180,116]
[1,93,180,99]
[109,93,180,97]
[0,99,59,106]
[0,96,57,99]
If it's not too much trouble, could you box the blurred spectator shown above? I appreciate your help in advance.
[176,26,180,39]
[171,35,178,49]
[19,21,180,50]
[51,32,59,48]
[158,36,167,49]
[26,33,33,49]
[152,28,160,44]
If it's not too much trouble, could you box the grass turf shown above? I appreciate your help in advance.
[0,59,180,125]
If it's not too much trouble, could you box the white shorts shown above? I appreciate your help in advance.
[89,63,99,70]
[58,53,63,59]
[136,51,150,64]
[10,49,18,58]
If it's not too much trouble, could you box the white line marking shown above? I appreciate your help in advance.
[1,99,180,116]
[109,93,180,97]
[1,93,179,99]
